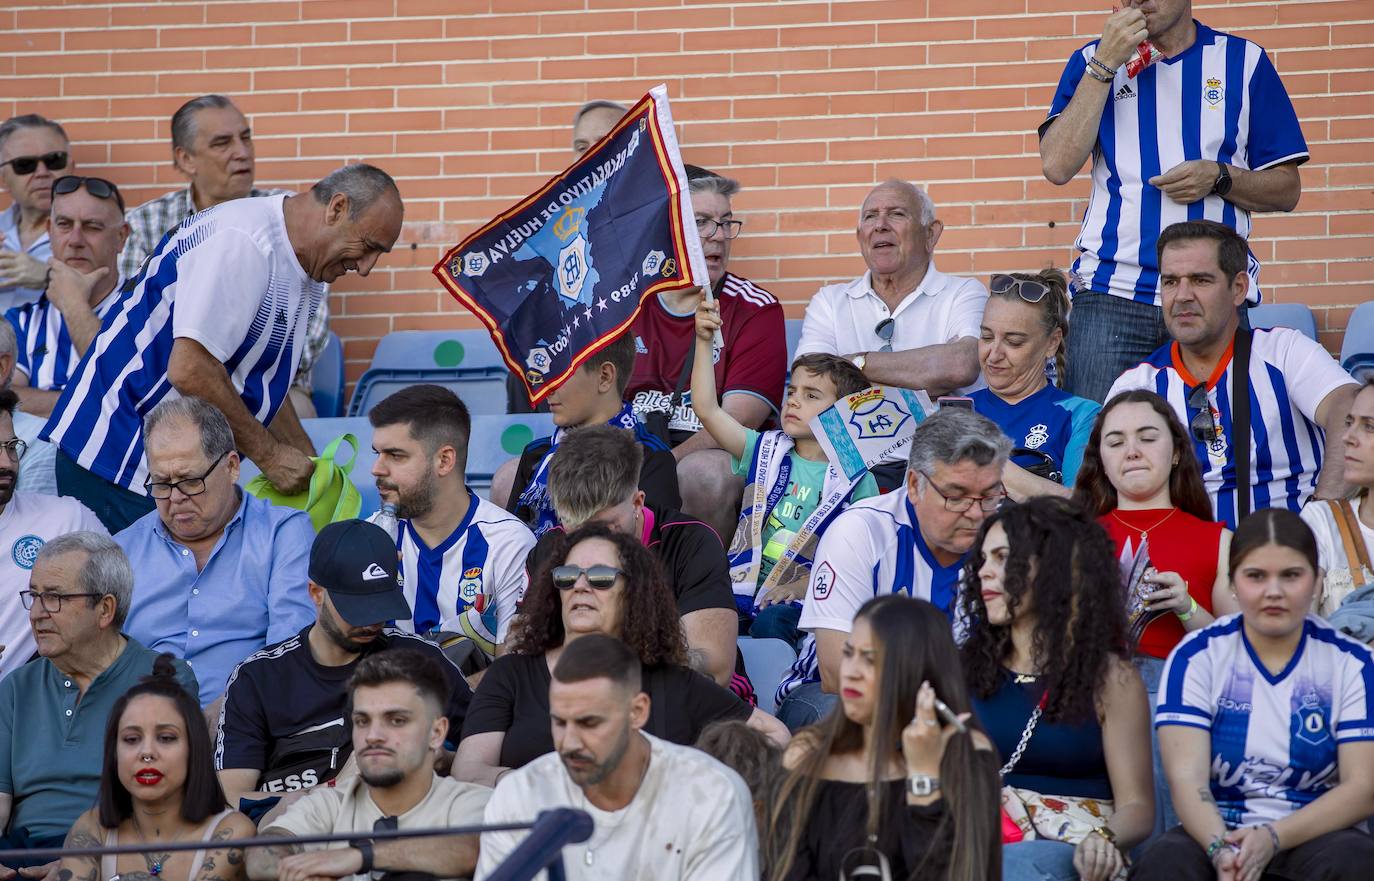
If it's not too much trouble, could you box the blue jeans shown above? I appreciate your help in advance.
[750,603,804,649]
[1004,840,1079,881]
[776,681,838,732]
[1134,655,1178,842]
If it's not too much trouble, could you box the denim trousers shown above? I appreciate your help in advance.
[1134,655,1178,840]
[775,681,838,733]
[1004,840,1079,881]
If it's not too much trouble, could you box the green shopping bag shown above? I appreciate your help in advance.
[246,434,362,532]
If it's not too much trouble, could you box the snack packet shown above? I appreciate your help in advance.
[1126,39,1166,77]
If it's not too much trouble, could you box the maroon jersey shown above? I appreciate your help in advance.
[627,272,786,445]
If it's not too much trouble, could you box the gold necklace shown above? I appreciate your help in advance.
[1110,507,1178,542]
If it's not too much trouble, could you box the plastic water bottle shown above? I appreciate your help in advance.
[374,502,399,541]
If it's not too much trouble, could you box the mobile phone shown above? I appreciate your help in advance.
[937,396,974,411]
[933,697,967,733]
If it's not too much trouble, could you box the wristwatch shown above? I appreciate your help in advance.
[354,840,375,875]
[1091,825,1118,846]
[852,353,868,373]
[908,773,941,797]
[1211,162,1233,197]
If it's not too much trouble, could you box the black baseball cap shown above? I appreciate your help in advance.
[308,520,412,626]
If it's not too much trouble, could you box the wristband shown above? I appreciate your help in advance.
[355,840,375,875]
[1176,597,1199,623]
[1263,823,1281,854]
[1085,66,1114,84]
[1206,837,1237,862]
[1088,56,1117,77]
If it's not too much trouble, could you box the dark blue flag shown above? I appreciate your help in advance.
[434,86,708,405]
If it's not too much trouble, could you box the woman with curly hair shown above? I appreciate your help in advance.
[453,523,787,785]
[763,595,1001,881]
[962,496,1153,881]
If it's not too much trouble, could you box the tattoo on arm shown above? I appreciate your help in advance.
[1197,787,1218,806]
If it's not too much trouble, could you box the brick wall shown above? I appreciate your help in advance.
[3,0,1370,382]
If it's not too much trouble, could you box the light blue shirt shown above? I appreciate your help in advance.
[0,204,50,312]
[116,490,315,706]
[13,409,56,496]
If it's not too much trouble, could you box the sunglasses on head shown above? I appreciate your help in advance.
[551,564,624,590]
[990,273,1051,304]
[1187,384,1219,444]
[0,151,68,176]
[52,175,125,213]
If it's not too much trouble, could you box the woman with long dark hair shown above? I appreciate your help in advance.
[1133,510,1374,881]
[962,496,1153,881]
[763,594,1001,881]
[454,523,787,785]
[60,655,254,881]
[1073,389,1236,832]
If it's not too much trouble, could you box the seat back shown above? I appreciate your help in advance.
[737,636,799,716]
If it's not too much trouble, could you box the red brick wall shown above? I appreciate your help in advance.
[3,0,1369,381]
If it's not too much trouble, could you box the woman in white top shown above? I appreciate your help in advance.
[62,655,255,881]
[1301,377,1374,634]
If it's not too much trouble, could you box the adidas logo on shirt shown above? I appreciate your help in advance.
[1115,83,1136,101]
[634,336,648,355]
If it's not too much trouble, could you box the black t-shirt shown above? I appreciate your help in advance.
[506,434,682,526]
[217,626,473,793]
[461,653,751,768]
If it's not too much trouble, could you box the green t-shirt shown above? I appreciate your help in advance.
[731,429,879,585]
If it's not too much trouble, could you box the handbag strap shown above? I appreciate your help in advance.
[1231,328,1252,522]
[999,689,1048,778]
[1329,499,1372,585]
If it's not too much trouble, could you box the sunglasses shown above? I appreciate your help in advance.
[52,175,125,213]
[874,317,894,352]
[551,564,624,590]
[0,151,68,176]
[1188,384,1219,444]
[990,273,1051,303]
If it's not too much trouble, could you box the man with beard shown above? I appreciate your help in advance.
[251,649,489,881]
[115,395,316,706]
[0,387,105,680]
[368,385,535,665]
[477,633,757,880]
[216,519,472,813]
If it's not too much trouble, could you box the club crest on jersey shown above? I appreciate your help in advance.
[1023,424,1050,449]
[1296,706,1330,746]
[1204,76,1224,106]
[460,567,483,604]
[11,535,43,570]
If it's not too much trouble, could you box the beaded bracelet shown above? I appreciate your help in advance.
[1088,56,1117,77]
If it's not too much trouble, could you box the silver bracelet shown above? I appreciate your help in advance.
[1085,65,1113,84]
[1263,823,1281,853]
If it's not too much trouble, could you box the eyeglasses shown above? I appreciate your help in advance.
[990,273,1050,304]
[144,451,228,499]
[53,175,125,213]
[696,217,743,240]
[0,439,27,461]
[0,151,68,176]
[1188,384,1219,444]
[19,590,105,613]
[551,564,625,590]
[874,318,895,352]
[918,470,1005,513]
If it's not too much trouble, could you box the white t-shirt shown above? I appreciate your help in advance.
[271,773,491,881]
[794,263,987,394]
[1301,496,1374,578]
[0,492,107,678]
[476,731,757,881]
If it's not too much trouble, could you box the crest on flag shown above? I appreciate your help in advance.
[434,86,709,405]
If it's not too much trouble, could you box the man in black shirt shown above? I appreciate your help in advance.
[534,425,741,692]
[215,519,471,810]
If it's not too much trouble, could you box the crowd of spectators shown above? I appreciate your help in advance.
[0,1,1370,879]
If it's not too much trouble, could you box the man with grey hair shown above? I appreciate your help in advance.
[571,99,627,156]
[119,94,329,418]
[0,114,72,311]
[0,321,56,495]
[623,164,785,542]
[43,162,403,533]
[773,407,1011,730]
[0,532,194,870]
[116,395,315,707]
[795,179,987,402]
[0,384,104,680]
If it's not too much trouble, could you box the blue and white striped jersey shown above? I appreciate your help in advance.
[1157,614,1374,826]
[1108,328,1357,529]
[6,277,125,392]
[776,490,964,704]
[41,195,325,492]
[1045,23,1308,306]
[373,492,536,660]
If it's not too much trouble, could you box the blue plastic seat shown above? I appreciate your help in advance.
[348,369,510,417]
[465,414,556,498]
[737,636,799,716]
[310,332,344,418]
[1341,301,1374,381]
[369,329,507,372]
[785,318,804,366]
[1249,303,1317,342]
[348,330,513,417]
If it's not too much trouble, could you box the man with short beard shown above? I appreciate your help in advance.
[0,386,105,680]
[477,633,757,880]
[367,385,535,665]
[250,650,489,881]
[216,519,472,813]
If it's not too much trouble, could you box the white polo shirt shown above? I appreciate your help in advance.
[794,263,987,394]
